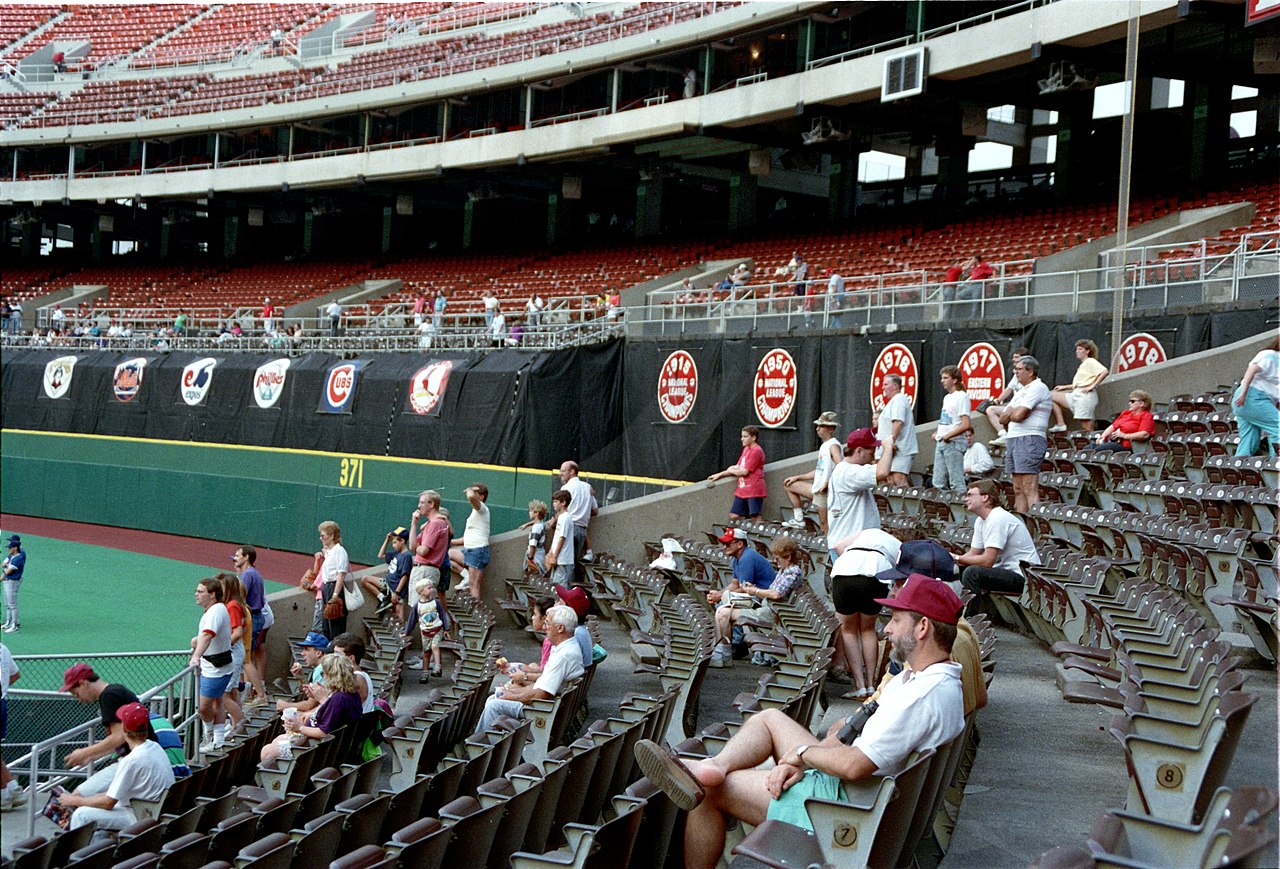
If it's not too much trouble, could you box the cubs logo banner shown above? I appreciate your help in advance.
[870,343,918,412]
[179,358,218,406]
[754,348,797,428]
[657,350,698,424]
[252,359,291,409]
[112,358,147,403]
[318,360,368,414]
[408,360,453,415]
[42,355,77,400]
[958,342,1005,413]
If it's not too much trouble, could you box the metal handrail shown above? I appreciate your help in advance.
[10,655,199,837]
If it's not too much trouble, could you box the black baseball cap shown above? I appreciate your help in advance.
[876,539,956,584]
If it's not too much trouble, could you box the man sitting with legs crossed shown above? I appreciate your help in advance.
[635,575,966,869]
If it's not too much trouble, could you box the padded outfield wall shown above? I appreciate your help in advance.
[0,304,1268,556]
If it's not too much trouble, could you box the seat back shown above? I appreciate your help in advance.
[291,811,346,868]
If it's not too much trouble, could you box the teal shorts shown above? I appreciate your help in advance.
[765,768,845,831]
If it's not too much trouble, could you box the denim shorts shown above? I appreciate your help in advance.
[463,546,491,571]
[199,673,233,699]
[731,496,764,517]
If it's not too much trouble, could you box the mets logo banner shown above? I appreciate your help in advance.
[112,358,148,403]
[318,360,368,414]
[179,358,218,406]
[253,359,291,409]
[408,360,454,416]
[42,355,78,399]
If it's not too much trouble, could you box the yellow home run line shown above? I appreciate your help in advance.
[1,428,692,488]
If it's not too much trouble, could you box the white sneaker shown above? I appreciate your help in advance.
[1049,424,1067,433]
[780,518,805,529]
[583,549,595,563]
[2,624,17,633]
[989,434,1007,446]
[405,656,424,669]
[709,645,733,668]
[199,739,216,753]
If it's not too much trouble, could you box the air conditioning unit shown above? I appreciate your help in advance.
[882,47,926,102]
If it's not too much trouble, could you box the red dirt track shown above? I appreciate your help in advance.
[0,513,367,580]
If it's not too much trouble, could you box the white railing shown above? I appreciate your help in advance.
[9,653,199,838]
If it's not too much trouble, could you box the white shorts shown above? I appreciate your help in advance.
[1069,389,1099,421]
[890,452,914,474]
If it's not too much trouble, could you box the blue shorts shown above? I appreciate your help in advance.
[1004,434,1048,475]
[766,768,845,831]
[250,611,265,651]
[731,496,764,517]
[199,673,233,699]
[0,697,7,740]
[463,546,491,571]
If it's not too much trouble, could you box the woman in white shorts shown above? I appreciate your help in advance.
[1051,339,1108,432]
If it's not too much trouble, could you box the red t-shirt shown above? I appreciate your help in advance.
[1110,408,1155,449]
[414,517,450,567]
[735,444,767,499]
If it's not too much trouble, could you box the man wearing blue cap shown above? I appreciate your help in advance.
[2,535,24,633]
[274,632,329,714]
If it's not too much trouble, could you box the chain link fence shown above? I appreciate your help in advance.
[3,651,190,773]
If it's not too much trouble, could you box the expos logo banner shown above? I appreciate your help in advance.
[657,350,698,423]
[870,343,918,412]
[958,342,1005,412]
[112,358,147,403]
[42,355,78,399]
[1113,333,1167,374]
[408,360,454,415]
[754,348,797,428]
[253,359,291,409]
[180,358,218,406]
[319,361,367,413]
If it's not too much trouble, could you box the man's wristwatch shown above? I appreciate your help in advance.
[795,744,812,766]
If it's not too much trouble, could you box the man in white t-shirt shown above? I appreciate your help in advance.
[955,479,1040,616]
[189,577,234,750]
[782,411,843,532]
[826,428,895,562]
[475,604,584,732]
[998,355,1052,512]
[326,300,342,337]
[876,375,917,486]
[61,702,174,833]
[932,365,971,491]
[634,576,964,869]
[558,461,597,561]
[986,346,1029,446]
[545,490,576,585]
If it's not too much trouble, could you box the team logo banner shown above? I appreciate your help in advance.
[113,358,147,403]
[408,360,453,415]
[179,358,218,406]
[1114,333,1167,374]
[253,359,291,409]
[657,350,698,424]
[42,355,78,400]
[754,348,797,428]
[959,342,1005,413]
[870,343,918,412]
[318,360,368,414]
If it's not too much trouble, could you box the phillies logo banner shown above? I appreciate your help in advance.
[318,360,368,414]
[408,360,454,416]
[657,350,698,424]
[754,348,797,428]
[958,343,1004,413]
[179,357,218,406]
[253,359,291,409]
[870,343,918,413]
[42,355,78,400]
[113,358,148,403]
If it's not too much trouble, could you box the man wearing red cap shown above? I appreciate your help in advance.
[825,427,895,563]
[635,575,965,869]
[59,664,138,781]
[60,701,175,834]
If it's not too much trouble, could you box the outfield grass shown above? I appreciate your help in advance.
[0,530,293,658]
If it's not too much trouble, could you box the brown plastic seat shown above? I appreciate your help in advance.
[233,832,295,868]
[327,844,395,869]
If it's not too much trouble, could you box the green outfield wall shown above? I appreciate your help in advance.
[0,429,685,560]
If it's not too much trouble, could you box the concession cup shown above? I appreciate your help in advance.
[282,707,299,727]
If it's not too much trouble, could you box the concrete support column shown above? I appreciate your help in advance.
[934,132,973,212]
[222,214,239,260]
[1186,80,1231,185]
[462,198,475,248]
[1053,95,1092,202]
[828,149,860,221]
[728,171,757,232]
[635,179,663,238]
[381,206,393,254]
[546,192,563,245]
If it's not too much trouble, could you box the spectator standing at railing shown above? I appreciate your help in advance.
[172,311,187,337]
[490,308,507,346]
[433,290,447,331]
[58,664,139,789]
[525,294,544,328]
[997,355,1052,512]
[412,292,427,327]
[1232,336,1280,456]
[190,576,234,751]
[985,346,1031,446]
[791,255,809,297]
[262,298,276,334]
[683,67,698,98]
[708,425,768,521]
[782,411,842,532]
[8,300,21,336]
[1049,339,1108,432]
[51,303,66,331]
[482,290,499,327]
[418,317,435,350]
[955,255,993,318]
[326,300,342,337]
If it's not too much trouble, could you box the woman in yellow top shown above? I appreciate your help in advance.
[1050,339,1108,432]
